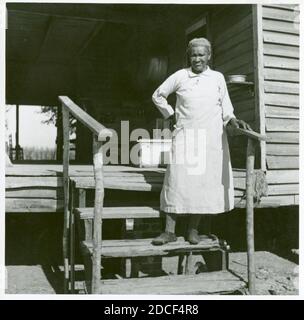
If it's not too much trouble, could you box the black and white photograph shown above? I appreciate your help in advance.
[1,0,301,297]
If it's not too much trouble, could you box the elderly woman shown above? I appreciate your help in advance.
[151,38,251,245]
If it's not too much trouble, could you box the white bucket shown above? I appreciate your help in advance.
[137,139,172,167]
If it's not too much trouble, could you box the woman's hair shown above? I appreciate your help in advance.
[187,37,212,57]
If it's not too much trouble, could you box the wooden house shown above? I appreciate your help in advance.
[5,3,299,294]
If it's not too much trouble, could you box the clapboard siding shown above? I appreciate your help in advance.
[266,106,299,119]
[264,4,299,11]
[213,41,252,67]
[268,184,299,195]
[6,176,63,188]
[264,93,299,108]
[264,68,299,82]
[259,195,298,207]
[214,28,253,58]
[215,50,253,71]
[267,132,298,143]
[261,4,299,205]
[211,5,251,35]
[213,13,252,44]
[266,118,299,132]
[211,5,255,168]
[266,156,299,169]
[264,81,299,95]
[266,170,298,184]
[262,18,299,35]
[262,6,300,22]
[263,56,299,70]
[263,31,299,46]
[266,144,298,156]
[264,43,299,58]
[6,199,64,213]
[6,188,63,199]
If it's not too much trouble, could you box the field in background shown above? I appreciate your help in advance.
[23,147,56,160]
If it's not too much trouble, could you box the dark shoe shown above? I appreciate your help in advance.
[152,232,177,246]
[188,229,201,245]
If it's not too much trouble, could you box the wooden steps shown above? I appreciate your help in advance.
[57,98,262,295]
[76,205,232,294]
[94,271,246,294]
[81,236,226,258]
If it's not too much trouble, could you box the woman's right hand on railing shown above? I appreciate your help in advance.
[228,118,252,131]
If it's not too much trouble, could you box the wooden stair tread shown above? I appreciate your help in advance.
[97,271,246,294]
[75,199,261,221]
[81,237,225,258]
[75,206,161,219]
[70,169,249,191]
[71,176,163,191]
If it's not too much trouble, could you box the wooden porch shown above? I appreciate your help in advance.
[5,163,298,214]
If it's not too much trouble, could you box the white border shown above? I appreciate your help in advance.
[1,0,302,301]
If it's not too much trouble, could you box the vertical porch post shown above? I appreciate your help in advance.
[92,135,104,294]
[62,106,70,293]
[246,137,256,294]
[15,104,21,160]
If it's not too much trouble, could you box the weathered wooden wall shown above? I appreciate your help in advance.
[261,4,299,206]
[210,5,256,168]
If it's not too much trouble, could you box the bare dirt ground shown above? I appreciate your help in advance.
[229,252,298,295]
[6,251,298,295]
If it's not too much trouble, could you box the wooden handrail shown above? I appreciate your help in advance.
[241,129,268,295]
[234,127,267,141]
[59,96,112,140]
[59,95,109,293]
[228,126,268,294]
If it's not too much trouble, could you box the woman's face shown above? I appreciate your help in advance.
[189,46,210,74]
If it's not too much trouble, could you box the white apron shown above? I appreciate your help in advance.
[153,67,235,214]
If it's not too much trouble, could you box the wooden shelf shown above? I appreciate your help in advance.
[227,81,254,86]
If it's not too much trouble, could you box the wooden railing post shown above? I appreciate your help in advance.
[58,96,126,293]
[69,180,76,293]
[92,135,104,294]
[58,96,112,294]
[246,137,256,295]
[62,106,70,294]
[232,127,267,295]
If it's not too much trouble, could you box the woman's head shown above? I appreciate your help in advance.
[187,38,211,74]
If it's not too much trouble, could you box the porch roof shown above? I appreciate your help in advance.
[6,3,216,106]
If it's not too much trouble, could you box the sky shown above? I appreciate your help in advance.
[5,105,57,148]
